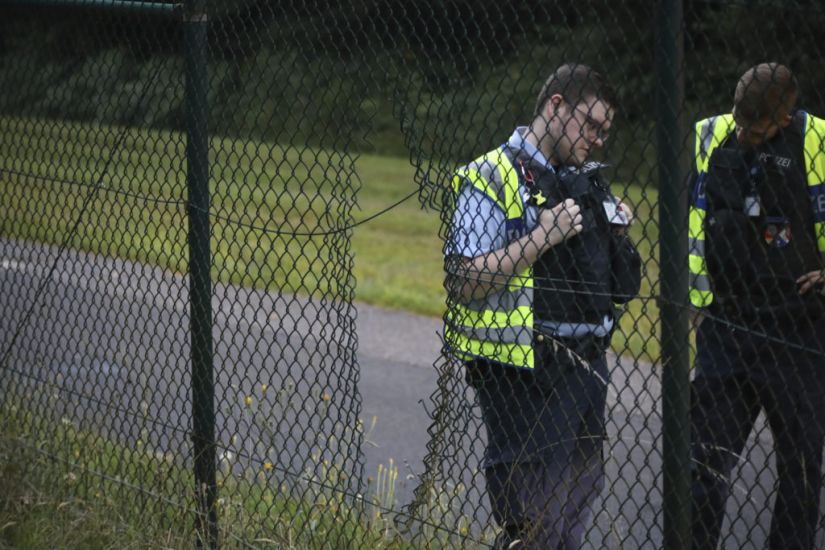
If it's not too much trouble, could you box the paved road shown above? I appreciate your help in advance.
[1,238,820,548]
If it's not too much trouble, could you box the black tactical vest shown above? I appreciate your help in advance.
[704,113,825,321]
[512,151,620,325]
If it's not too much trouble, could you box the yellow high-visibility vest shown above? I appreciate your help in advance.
[445,147,535,369]
[689,112,825,308]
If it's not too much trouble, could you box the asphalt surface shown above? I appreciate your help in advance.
[1,237,821,549]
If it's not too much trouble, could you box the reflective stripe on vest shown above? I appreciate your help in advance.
[803,113,825,261]
[689,112,825,308]
[445,147,535,369]
[689,114,735,308]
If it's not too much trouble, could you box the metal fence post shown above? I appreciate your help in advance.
[184,1,217,547]
[656,0,690,548]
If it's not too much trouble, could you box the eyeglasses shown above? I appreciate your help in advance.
[570,103,610,143]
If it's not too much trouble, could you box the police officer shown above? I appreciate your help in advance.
[444,63,641,549]
[688,63,825,550]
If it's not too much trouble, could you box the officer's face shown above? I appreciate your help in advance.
[734,100,794,148]
[554,97,613,166]
[735,117,787,147]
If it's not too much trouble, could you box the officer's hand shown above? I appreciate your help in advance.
[613,199,634,236]
[539,198,583,247]
[617,200,634,225]
[796,269,825,295]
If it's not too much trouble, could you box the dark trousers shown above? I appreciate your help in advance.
[691,316,825,550]
[469,338,608,550]
[485,425,604,550]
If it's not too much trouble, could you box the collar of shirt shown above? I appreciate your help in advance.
[507,127,561,174]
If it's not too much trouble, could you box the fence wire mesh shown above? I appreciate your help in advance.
[1,1,825,549]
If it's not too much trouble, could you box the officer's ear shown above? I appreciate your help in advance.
[779,91,798,128]
[547,94,564,118]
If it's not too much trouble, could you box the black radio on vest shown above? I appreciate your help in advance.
[526,164,641,326]
[703,120,825,321]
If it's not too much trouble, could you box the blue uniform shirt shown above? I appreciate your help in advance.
[447,127,613,337]
[453,129,613,469]
[447,127,540,258]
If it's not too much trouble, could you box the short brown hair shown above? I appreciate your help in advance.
[533,63,618,118]
[733,63,798,124]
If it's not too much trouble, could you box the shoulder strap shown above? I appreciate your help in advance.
[695,114,736,174]
[453,146,523,220]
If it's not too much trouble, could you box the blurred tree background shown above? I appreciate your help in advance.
[1,0,824,185]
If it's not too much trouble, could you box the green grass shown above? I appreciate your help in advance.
[349,156,446,316]
[612,182,660,363]
[1,393,493,548]
[0,115,443,313]
[0,115,661,362]
[0,404,195,548]
[0,402,426,549]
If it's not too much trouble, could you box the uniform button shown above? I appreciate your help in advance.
[536,334,544,342]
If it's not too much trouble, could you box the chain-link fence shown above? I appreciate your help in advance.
[1,1,825,548]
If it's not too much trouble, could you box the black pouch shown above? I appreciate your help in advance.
[705,208,767,297]
[533,333,591,394]
[611,233,642,303]
[703,148,769,296]
[705,147,750,211]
